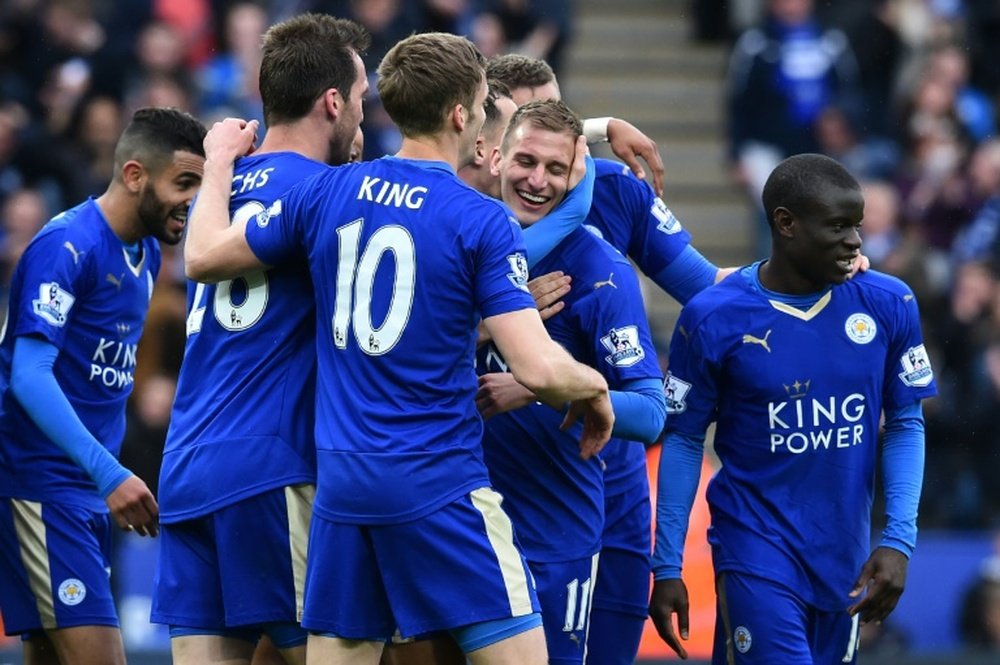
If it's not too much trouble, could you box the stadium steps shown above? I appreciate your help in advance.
[560,0,753,341]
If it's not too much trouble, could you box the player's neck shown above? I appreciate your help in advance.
[257,124,330,164]
[395,135,459,171]
[94,187,143,244]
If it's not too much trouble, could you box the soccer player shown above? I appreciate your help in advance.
[485,54,666,198]
[183,32,614,665]
[151,15,369,665]
[487,54,726,665]
[0,107,205,665]
[649,153,935,664]
[475,99,666,665]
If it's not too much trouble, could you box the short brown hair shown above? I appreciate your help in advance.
[486,54,556,91]
[259,14,370,127]
[377,32,486,138]
[501,99,582,155]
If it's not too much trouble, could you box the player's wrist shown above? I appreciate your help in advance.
[583,117,613,144]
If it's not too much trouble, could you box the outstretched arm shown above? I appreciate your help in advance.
[185,117,269,283]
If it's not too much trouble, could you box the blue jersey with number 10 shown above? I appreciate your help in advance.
[246,156,535,525]
[160,152,326,523]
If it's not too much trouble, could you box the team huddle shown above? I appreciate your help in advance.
[0,12,935,665]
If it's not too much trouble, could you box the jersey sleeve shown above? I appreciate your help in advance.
[612,172,693,276]
[663,305,720,438]
[13,230,93,349]
[475,209,536,318]
[581,264,662,388]
[882,288,938,409]
[244,177,309,266]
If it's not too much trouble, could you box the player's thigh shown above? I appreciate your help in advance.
[45,625,126,665]
[372,487,540,638]
[170,634,256,665]
[0,498,117,635]
[381,634,465,665]
[216,484,313,627]
[306,634,383,665]
[465,624,547,665]
[713,571,812,665]
[530,554,600,665]
[301,515,395,640]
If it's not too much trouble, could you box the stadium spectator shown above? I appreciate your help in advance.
[196,1,267,125]
[724,0,863,257]
[959,546,1000,652]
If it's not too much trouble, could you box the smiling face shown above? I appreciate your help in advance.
[783,182,865,288]
[136,150,204,245]
[492,120,575,226]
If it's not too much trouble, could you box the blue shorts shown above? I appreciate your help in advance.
[530,554,600,665]
[595,481,651,614]
[151,484,313,631]
[0,498,116,635]
[302,487,539,639]
[714,572,861,665]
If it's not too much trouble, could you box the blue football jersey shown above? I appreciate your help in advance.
[585,158,692,280]
[664,265,937,610]
[159,152,327,523]
[582,159,693,496]
[479,227,662,562]
[245,156,536,525]
[0,199,160,510]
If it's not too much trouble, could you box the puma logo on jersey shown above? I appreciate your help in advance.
[63,241,84,263]
[742,329,772,352]
[594,272,616,290]
[106,273,124,290]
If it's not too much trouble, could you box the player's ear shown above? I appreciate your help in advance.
[489,146,503,177]
[772,206,795,238]
[322,88,341,120]
[121,160,145,194]
[473,135,487,165]
[450,103,466,134]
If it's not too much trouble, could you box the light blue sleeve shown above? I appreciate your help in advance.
[651,430,705,579]
[10,336,131,498]
[523,155,595,268]
[649,244,720,305]
[609,377,667,443]
[879,401,925,558]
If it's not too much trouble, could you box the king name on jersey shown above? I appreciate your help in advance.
[89,338,137,389]
[767,390,866,454]
[357,176,427,209]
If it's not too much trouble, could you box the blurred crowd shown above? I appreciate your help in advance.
[3,0,1000,598]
